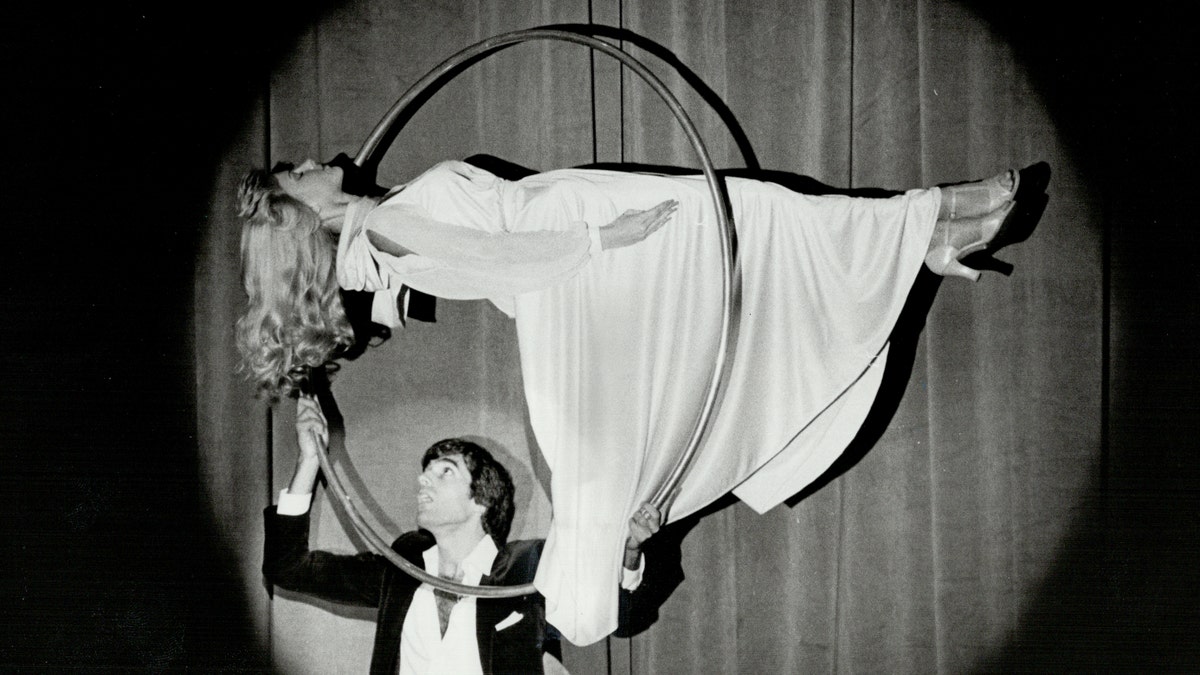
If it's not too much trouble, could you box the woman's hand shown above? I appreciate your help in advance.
[599,199,679,250]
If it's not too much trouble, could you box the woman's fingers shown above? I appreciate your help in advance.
[603,199,680,250]
[654,199,678,217]
[644,199,678,234]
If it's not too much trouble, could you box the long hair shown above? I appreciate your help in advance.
[235,169,353,399]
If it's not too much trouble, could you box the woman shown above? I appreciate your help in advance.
[236,157,1047,644]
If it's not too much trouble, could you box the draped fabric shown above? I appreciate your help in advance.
[197,0,1101,672]
[513,173,939,644]
[335,160,940,643]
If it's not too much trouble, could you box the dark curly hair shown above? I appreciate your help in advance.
[421,439,516,544]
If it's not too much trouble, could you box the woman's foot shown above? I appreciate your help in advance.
[928,162,1052,280]
[925,201,1016,281]
[940,169,1018,221]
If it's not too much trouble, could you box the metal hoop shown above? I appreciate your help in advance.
[318,27,737,599]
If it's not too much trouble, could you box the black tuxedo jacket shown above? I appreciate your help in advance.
[263,507,547,674]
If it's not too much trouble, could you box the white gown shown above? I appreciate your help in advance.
[337,160,940,645]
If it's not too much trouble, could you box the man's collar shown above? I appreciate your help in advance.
[421,534,500,586]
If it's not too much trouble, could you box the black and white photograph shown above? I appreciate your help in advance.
[3,1,1197,672]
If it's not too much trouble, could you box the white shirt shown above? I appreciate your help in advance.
[398,535,498,675]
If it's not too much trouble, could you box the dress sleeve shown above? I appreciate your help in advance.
[362,200,602,303]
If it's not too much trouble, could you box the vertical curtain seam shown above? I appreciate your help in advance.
[604,631,612,675]
[313,22,324,156]
[618,0,625,164]
[833,6,856,672]
[926,372,944,675]
[847,0,856,188]
[588,0,599,164]
[627,626,634,675]
[473,0,483,146]
[833,481,847,674]
[262,58,275,670]
[915,3,944,672]
[1100,137,1112,539]
[262,65,274,516]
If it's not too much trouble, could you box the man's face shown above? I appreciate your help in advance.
[416,453,485,533]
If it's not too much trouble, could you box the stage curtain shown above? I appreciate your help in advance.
[197,0,1101,672]
[618,2,1097,673]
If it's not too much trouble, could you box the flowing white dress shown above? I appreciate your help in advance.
[337,160,940,645]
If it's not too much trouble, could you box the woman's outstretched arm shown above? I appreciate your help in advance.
[348,198,681,305]
[364,198,678,258]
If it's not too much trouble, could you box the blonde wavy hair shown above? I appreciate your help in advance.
[235,169,353,399]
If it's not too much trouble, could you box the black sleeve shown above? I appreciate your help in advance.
[613,538,686,638]
[262,506,388,608]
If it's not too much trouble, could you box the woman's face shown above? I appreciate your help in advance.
[273,159,346,215]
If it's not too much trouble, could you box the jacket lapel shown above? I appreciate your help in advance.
[474,578,505,675]
[475,541,522,675]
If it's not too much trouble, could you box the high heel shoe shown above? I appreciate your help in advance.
[943,169,1019,220]
[986,190,1049,254]
[949,191,1052,279]
[925,201,1016,281]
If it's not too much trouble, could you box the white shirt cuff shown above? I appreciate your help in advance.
[620,553,645,591]
[370,286,405,328]
[585,221,603,255]
[276,489,313,516]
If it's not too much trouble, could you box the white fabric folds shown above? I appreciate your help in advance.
[338,160,940,645]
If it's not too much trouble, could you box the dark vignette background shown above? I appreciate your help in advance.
[1,2,1195,671]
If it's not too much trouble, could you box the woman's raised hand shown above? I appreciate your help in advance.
[599,199,679,250]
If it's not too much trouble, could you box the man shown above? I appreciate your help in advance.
[263,395,660,674]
